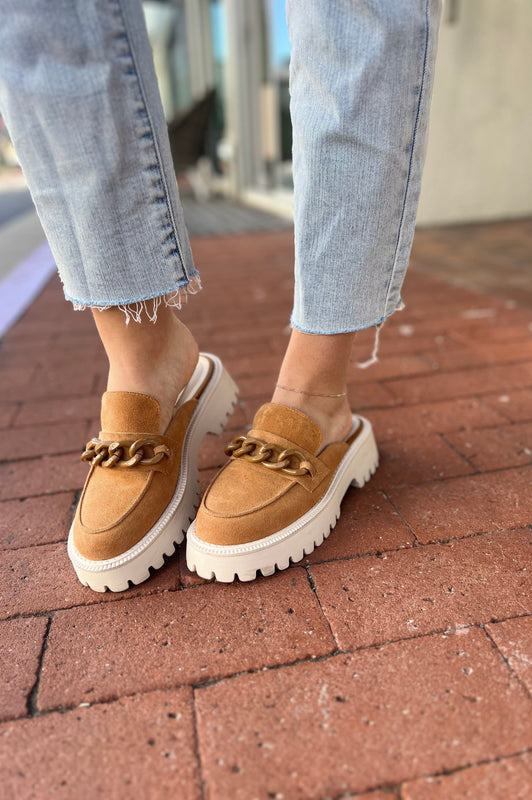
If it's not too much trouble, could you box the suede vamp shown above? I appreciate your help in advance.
[252,403,323,452]
[72,395,196,561]
[195,403,351,547]
[101,390,161,433]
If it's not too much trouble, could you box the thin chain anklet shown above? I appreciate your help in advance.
[275,383,347,398]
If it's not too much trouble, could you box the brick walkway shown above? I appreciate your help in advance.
[1,226,531,799]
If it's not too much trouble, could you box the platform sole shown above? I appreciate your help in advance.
[186,415,379,583]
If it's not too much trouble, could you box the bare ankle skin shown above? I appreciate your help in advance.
[271,328,355,447]
[91,301,199,433]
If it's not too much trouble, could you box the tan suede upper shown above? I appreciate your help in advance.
[72,390,196,561]
[195,403,361,546]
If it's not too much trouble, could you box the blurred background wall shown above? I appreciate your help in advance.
[417,0,532,225]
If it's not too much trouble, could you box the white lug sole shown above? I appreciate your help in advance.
[67,353,238,592]
[186,415,379,583]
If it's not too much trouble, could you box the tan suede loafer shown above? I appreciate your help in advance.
[186,402,379,582]
[67,353,238,592]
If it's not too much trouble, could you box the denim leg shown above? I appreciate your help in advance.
[286,0,442,334]
[0,0,198,314]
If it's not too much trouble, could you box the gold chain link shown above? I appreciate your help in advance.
[81,437,170,468]
[224,435,313,476]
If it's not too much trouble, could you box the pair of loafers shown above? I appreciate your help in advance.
[68,353,379,592]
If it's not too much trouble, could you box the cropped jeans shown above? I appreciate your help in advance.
[0,0,441,333]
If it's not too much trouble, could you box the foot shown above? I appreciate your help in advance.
[271,326,355,447]
[186,402,379,582]
[271,385,353,448]
[68,354,239,592]
[92,304,199,434]
[106,315,199,433]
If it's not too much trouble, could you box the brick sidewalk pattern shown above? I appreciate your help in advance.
[0,227,531,799]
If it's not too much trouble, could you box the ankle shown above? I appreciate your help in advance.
[271,386,353,447]
[93,305,199,432]
[106,315,196,381]
[272,328,355,446]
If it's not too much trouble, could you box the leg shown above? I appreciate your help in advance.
[0,0,197,309]
[188,0,442,581]
[273,329,354,445]
[0,0,200,429]
[274,0,442,441]
[0,1,238,591]
[92,304,198,433]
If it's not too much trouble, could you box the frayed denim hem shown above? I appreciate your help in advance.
[66,272,202,325]
[290,299,406,368]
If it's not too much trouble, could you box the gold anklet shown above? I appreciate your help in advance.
[275,383,347,398]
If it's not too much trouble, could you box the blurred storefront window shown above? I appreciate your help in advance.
[142,0,293,212]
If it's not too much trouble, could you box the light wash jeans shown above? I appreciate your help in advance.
[0,0,441,333]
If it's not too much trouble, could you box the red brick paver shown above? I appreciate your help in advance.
[0,453,88,501]
[0,616,48,722]
[194,628,531,799]
[369,432,475,488]
[446,419,532,471]
[0,403,17,428]
[0,688,201,800]
[0,493,75,550]
[310,529,529,650]
[13,394,101,427]
[37,568,334,711]
[303,488,413,564]
[387,362,532,405]
[354,794,400,800]
[388,467,532,544]
[484,388,532,423]
[486,615,532,693]
[0,420,89,462]
[366,396,507,441]
[1,222,531,798]
[0,542,179,619]
[402,752,532,800]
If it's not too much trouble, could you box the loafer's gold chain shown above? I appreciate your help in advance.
[81,437,170,468]
[225,435,313,477]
